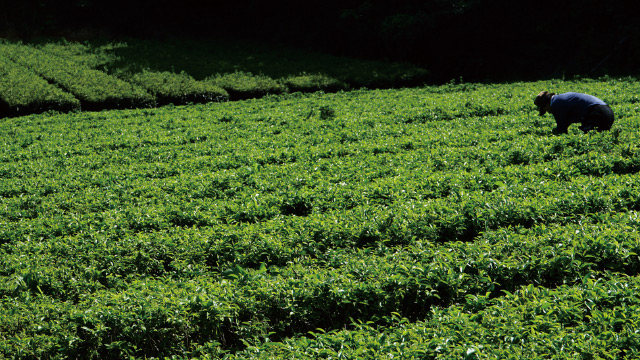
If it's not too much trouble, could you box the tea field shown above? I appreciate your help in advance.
[0,38,429,118]
[1,77,640,359]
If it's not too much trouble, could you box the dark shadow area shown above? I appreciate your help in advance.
[1,1,639,82]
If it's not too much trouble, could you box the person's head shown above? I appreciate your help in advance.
[534,91,554,116]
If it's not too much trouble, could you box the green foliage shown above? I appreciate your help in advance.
[130,70,229,105]
[1,42,155,110]
[1,78,639,358]
[0,54,80,117]
[0,38,430,118]
[282,73,348,93]
[227,275,640,359]
[207,71,287,100]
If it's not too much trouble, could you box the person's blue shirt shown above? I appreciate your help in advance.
[550,92,607,133]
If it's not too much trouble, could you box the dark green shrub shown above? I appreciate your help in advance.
[318,105,336,120]
[0,98,8,118]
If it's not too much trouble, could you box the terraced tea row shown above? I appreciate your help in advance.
[0,39,430,118]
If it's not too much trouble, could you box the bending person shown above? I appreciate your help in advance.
[534,91,614,134]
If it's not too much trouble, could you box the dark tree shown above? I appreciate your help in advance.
[1,0,638,81]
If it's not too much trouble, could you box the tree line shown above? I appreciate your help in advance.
[1,0,638,82]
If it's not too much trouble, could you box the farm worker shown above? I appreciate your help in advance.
[534,91,614,134]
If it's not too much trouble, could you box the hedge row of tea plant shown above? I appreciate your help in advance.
[0,43,155,111]
[226,274,640,359]
[0,54,80,116]
[0,38,431,118]
[130,70,229,105]
[1,78,639,358]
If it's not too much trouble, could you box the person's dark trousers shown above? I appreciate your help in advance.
[580,105,615,133]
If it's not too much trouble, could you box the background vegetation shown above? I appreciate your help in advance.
[0,38,429,118]
[1,1,639,81]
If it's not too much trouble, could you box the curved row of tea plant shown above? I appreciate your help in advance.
[1,78,640,358]
[2,212,640,358]
[130,70,229,106]
[0,38,431,118]
[0,54,79,116]
[1,43,154,111]
[226,274,640,359]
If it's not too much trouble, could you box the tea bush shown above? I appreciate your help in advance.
[0,54,80,117]
[1,77,639,358]
[281,73,348,93]
[0,39,432,118]
[207,71,287,100]
[130,70,229,105]
[1,43,154,110]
